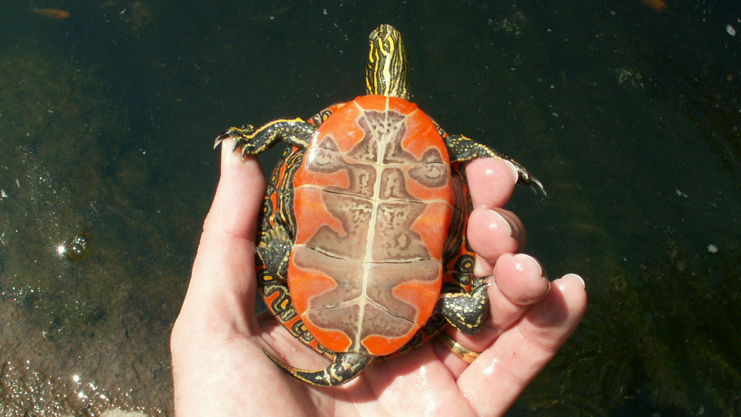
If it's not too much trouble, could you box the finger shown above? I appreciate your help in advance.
[477,253,551,341]
[175,139,266,337]
[467,207,526,266]
[434,253,549,374]
[434,160,529,373]
[480,254,550,342]
[458,274,587,417]
[465,158,518,209]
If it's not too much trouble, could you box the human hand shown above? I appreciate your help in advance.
[170,140,587,416]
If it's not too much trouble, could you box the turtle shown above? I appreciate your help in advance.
[214,24,544,387]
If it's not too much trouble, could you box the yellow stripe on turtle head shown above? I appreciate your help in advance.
[366,24,411,100]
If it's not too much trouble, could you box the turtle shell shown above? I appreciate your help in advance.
[287,95,455,356]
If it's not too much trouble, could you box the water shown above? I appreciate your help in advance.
[0,0,739,415]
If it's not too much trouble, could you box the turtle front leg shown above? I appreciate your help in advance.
[437,278,490,335]
[444,134,546,195]
[263,349,373,387]
[214,118,316,157]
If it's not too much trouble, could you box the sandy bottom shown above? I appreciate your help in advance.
[0,297,173,416]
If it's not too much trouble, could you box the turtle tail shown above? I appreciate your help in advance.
[263,349,373,387]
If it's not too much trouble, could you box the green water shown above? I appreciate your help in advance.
[0,0,739,415]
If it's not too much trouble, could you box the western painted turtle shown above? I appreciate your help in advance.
[215,24,544,387]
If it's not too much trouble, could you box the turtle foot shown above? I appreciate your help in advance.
[438,278,490,335]
[213,125,257,156]
[512,164,546,196]
[263,349,373,387]
[256,223,292,282]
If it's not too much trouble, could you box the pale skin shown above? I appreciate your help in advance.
[171,139,588,416]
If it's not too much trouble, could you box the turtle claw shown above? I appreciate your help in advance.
[263,349,373,387]
[526,174,546,196]
[507,160,547,196]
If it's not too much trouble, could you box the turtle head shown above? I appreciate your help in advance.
[366,24,411,100]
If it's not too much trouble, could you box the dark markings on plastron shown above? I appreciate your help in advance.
[304,300,416,355]
[305,303,362,352]
[305,138,377,199]
[294,107,451,354]
[372,111,410,165]
[293,247,365,307]
[366,260,440,315]
[352,111,398,163]
[372,202,430,261]
[408,148,449,188]
[303,193,374,260]
[379,167,416,200]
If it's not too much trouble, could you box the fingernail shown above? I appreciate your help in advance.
[563,273,586,288]
[224,143,245,164]
[514,253,544,278]
[493,208,519,240]
[504,161,519,185]
[473,254,489,277]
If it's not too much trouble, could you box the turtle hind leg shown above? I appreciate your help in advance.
[263,349,373,387]
[438,278,491,335]
[444,134,546,195]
